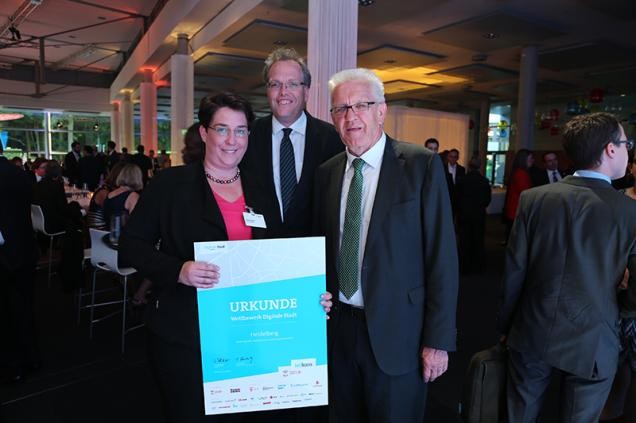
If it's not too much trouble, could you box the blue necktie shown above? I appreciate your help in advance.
[280,128,296,219]
[552,170,558,183]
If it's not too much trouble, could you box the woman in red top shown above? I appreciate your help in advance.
[503,149,534,242]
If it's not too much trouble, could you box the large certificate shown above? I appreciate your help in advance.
[194,237,328,415]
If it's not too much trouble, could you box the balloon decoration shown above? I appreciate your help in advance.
[589,88,604,104]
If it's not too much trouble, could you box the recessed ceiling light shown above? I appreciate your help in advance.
[620,93,626,97]
[483,32,499,40]
[359,0,375,5]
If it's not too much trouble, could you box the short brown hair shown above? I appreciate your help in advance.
[562,112,621,170]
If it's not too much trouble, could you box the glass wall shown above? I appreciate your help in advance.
[485,104,512,187]
[0,107,111,163]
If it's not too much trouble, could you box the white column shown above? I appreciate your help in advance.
[307,0,358,122]
[111,102,121,148]
[120,90,134,153]
[170,33,193,166]
[516,46,538,150]
[140,68,158,153]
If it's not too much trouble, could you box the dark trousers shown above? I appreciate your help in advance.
[506,348,614,423]
[0,261,38,372]
[331,304,427,423]
[147,331,244,423]
[458,216,486,273]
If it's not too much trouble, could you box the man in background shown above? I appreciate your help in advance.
[242,47,343,237]
[425,137,439,153]
[63,141,81,186]
[500,112,636,422]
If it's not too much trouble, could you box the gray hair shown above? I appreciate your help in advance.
[328,68,385,101]
[262,47,311,88]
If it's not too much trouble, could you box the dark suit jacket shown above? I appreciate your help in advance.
[531,167,566,187]
[63,151,80,185]
[314,136,459,376]
[119,162,281,347]
[0,157,37,271]
[499,176,636,379]
[33,178,70,234]
[242,112,343,237]
[446,163,466,213]
[456,170,491,222]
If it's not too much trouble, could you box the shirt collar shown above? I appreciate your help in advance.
[272,112,307,136]
[573,170,612,184]
[345,132,386,171]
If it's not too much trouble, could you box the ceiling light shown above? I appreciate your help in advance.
[359,0,375,5]
[93,123,100,131]
[483,32,499,40]
[0,113,24,121]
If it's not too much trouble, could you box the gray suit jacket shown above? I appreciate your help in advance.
[314,136,459,375]
[499,176,636,379]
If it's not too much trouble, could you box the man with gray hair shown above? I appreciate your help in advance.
[242,47,343,237]
[314,68,459,421]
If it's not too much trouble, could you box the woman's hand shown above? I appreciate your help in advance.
[320,292,333,319]
[178,261,220,289]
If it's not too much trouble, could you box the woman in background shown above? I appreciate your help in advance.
[502,149,534,243]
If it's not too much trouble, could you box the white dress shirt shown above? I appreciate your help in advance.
[338,133,386,307]
[448,163,457,184]
[547,169,562,183]
[271,112,307,219]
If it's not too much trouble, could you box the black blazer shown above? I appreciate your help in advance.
[456,170,492,222]
[531,167,566,187]
[119,162,281,347]
[0,157,37,270]
[242,112,343,237]
[499,176,636,379]
[33,178,70,233]
[314,137,459,375]
[63,151,80,185]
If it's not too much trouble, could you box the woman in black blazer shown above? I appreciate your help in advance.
[120,93,282,422]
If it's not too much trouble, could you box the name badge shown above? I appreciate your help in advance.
[243,206,267,228]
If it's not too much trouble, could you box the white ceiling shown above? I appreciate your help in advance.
[0,0,635,116]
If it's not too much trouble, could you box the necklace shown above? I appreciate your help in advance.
[205,168,240,184]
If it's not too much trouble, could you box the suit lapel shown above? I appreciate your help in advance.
[298,112,318,187]
[195,163,228,237]
[327,155,347,268]
[364,138,404,256]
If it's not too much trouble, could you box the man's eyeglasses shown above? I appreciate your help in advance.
[330,101,379,116]
[266,80,306,90]
[208,126,249,138]
[614,139,635,150]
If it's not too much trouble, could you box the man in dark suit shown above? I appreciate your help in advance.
[241,47,343,238]
[130,144,153,186]
[105,140,121,173]
[63,141,81,186]
[456,156,491,274]
[499,112,636,422]
[314,68,458,421]
[446,148,465,216]
[531,151,566,186]
[0,145,39,382]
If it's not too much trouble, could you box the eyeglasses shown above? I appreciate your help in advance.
[266,80,306,90]
[614,139,635,150]
[207,126,249,138]
[330,101,380,116]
